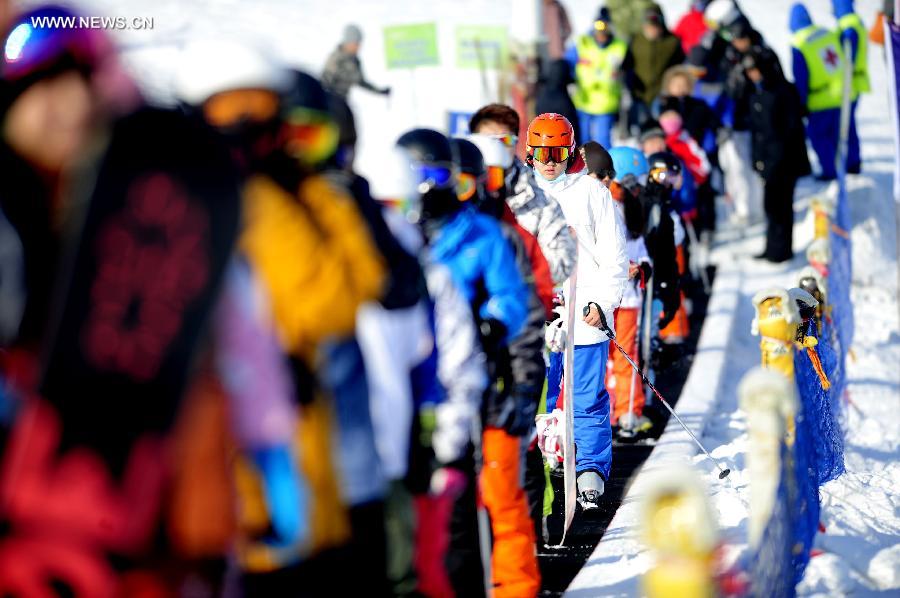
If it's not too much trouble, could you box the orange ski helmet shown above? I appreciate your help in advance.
[526,113,576,167]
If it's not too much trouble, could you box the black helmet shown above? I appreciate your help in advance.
[647,151,682,186]
[396,128,455,165]
[396,128,460,222]
[449,137,485,177]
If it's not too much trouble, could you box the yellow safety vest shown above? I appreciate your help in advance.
[573,35,627,115]
[837,13,870,97]
[792,25,845,112]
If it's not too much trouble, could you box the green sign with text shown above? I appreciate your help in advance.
[384,23,439,69]
[456,25,507,69]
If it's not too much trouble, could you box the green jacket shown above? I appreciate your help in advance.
[629,31,685,105]
[604,0,657,41]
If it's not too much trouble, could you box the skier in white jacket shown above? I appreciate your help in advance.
[526,113,628,508]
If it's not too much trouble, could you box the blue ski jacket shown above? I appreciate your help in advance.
[428,205,528,344]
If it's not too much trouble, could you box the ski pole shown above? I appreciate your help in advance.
[585,306,732,479]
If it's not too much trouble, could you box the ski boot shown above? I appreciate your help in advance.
[618,412,653,437]
[576,470,605,511]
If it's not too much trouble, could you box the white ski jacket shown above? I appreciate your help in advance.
[535,171,628,345]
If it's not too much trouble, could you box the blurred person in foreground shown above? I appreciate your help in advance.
[322,23,390,99]
[0,5,245,595]
[175,39,388,595]
[744,49,810,263]
[451,135,543,596]
[397,127,529,598]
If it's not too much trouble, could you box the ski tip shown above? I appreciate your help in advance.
[719,468,731,479]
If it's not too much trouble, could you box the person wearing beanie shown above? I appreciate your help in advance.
[789,2,845,181]
[581,140,617,186]
[565,8,633,147]
[322,23,390,99]
[833,0,869,173]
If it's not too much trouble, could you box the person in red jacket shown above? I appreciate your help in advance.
[658,109,711,187]
[673,0,713,55]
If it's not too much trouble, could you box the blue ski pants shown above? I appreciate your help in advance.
[573,342,612,479]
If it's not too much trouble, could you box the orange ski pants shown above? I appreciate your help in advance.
[481,427,540,598]
[609,307,646,425]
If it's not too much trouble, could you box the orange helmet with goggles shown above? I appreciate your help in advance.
[526,113,576,168]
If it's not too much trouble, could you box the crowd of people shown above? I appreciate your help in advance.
[544,0,872,263]
[0,1,876,598]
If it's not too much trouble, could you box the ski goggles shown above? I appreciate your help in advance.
[490,133,518,149]
[649,166,682,186]
[457,172,478,201]
[530,146,571,165]
[416,162,455,190]
[2,8,98,81]
[485,165,505,193]
[283,106,340,164]
[203,88,281,128]
[593,19,611,32]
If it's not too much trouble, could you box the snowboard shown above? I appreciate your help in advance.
[40,108,241,461]
[559,242,577,546]
[0,108,241,595]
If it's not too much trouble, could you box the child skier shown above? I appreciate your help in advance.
[607,147,654,435]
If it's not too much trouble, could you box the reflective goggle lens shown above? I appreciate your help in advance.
[457,172,478,201]
[283,107,340,164]
[486,166,505,193]
[491,133,518,148]
[203,89,281,128]
[649,167,681,186]
[2,10,96,81]
[531,146,570,165]
[594,20,609,32]
[417,163,454,189]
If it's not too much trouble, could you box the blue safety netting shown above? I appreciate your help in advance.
[749,441,797,598]
[819,317,847,431]
[794,323,846,485]
[791,389,820,585]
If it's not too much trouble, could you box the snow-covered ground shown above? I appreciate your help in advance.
[16,0,897,594]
